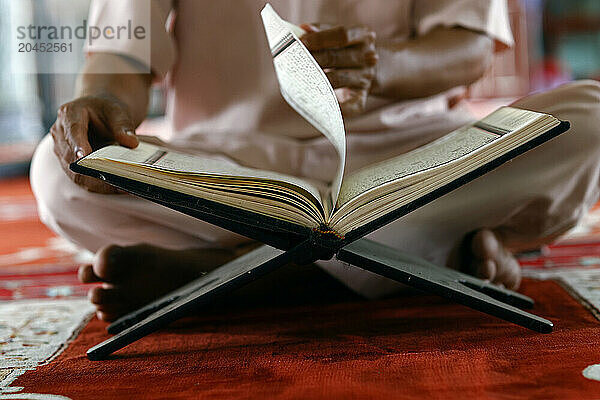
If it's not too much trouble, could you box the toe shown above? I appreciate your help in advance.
[476,230,522,290]
[453,228,522,290]
[88,287,131,322]
[78,264,100,283]
[467,229,500,280]
[471,229,500,261]
[476,259,497,281]
[88,286,122,305]
[96,310,120,322]
[493,254,522,290]
[93,244,125,282]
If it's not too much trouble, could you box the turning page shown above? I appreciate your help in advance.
[261,4,346,213]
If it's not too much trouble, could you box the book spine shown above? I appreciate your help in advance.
[312,226,345,240]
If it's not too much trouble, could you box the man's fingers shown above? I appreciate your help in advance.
[105,106,139,149]
[301,24,377,119]
[74,174,120,194]
[345,26,376,46]
[84,99,138,149]
[312,43,378,68]
[326,68,375,89]
[52,125,77,179]
[58,103,92,159]
[137,135,166,147]
[53,143,117,194]
[52,95,138,193]
[114,129,139,149]
[339,89,368,118]
[51,125,118,194]
[302,25,375,51]
[300,22,332,34]
[50,123,72,163]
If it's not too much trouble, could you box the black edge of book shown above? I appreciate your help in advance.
[72,120,569,360]
[69,163,312,253]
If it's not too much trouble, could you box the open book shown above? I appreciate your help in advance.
[75,6,561,357]
[72,4,568,245]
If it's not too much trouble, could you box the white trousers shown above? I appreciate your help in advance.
[30,80,600,298]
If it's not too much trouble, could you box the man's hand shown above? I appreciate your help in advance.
[301,25,378,117]
[51,94,140,194]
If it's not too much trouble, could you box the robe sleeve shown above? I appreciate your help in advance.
[85,0,176,78]
[414,0,514,51]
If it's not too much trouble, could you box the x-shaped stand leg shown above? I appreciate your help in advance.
[337,239,552,333]
[87,239,552,360]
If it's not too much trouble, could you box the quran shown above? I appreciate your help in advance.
[74,104,565,240]
[72,4,568,360]
[72,4,567,244]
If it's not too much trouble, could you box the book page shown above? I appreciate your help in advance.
[261,4,346,214]
[337,107,545,207]
[474,106,547,133]
[83,142,324,207]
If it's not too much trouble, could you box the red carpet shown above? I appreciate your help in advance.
[2,177,600,399]
[0,178,90,301]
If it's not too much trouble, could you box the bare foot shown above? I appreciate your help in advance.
[447,229,522,290]
[78,244,238,321]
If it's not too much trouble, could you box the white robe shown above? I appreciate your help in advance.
[30,0,600,297]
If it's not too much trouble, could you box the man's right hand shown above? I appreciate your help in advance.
[51,94,140,194]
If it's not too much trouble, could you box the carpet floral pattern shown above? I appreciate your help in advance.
[1,178,600,399]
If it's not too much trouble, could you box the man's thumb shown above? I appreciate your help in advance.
[110,112,139,149]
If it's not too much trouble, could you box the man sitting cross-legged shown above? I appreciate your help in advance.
[31,0,600,320]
